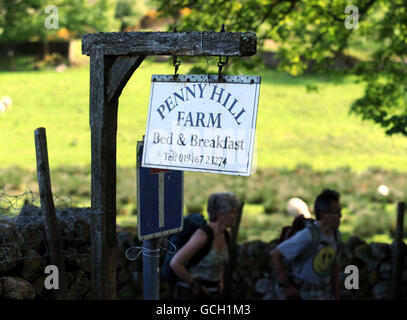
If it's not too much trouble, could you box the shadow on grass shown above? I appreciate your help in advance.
[1,165,406,243]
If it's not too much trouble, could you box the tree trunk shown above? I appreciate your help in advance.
[43,41,50,60]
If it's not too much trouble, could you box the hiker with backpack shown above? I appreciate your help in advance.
[269,189,342,300]
[168,192,240,300]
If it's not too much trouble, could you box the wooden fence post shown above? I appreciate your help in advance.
[391,202,405,300]
[34,127,68,300]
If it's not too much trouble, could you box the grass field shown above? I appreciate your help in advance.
[1,59,407,244]
[1,59,407,171]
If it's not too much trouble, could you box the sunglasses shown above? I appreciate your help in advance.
[327,209,342,215]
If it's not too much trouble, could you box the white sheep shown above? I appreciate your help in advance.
[0,101,6,114]
[0,96,12,113]
[286,197,311,218]
[55,64,67,72]
[377,184,389,196]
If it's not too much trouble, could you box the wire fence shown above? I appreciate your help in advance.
[0,187,74,218]
[0,188,96,267]
[0,187,177,269]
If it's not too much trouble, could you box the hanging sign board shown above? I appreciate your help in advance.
[142,74,261,176]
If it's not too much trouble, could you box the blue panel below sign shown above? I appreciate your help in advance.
[137,141,183,240]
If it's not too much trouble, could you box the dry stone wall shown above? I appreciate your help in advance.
[0,205,143,300]
[0,206,406,300]
[228,237,407,300]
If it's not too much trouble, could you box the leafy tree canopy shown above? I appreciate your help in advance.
[0,0,119,42]
[115,0,150,31]
[152,0,407,137]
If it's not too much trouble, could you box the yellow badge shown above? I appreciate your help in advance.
[312,246,336,277]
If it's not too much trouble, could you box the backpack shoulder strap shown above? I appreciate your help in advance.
[201,225,214,244]
[301,224,343,263]
[333,228,342,260]
[295,222,321,264]
[307,222,321,241]
[187,225,213,267]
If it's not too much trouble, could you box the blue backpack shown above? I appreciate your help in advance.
[161,213,229,284]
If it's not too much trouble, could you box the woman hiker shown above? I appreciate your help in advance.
[170,192,240,300]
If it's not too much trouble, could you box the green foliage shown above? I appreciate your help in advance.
[0,0,119,42]
[115,0,150,31]
[152,0,407,137]
[34,53,68,69]
[352,207,393,239]
[57,0,119,37]
[349,1,407,136]
[0,0,46,42]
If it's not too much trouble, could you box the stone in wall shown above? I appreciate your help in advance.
[0,219,23,273]
[372,281,391,300]
[370,243,390,262]
[15,208,46,253]
[66,270,90,300]
[32,275,47,297]
[21,249,47,281]
[0,276,36,300]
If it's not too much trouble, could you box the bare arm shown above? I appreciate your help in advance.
[270,248,290,284]
[169,228,207,285]
[270,248,300,298]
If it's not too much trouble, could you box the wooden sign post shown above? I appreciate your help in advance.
[82,31,256,299]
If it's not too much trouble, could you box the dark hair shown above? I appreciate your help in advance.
[314,189,340,220]
[207,192,240,222]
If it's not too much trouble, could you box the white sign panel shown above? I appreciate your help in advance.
[142,75,261,176]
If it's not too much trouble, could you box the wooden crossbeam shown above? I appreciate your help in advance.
[82,31,256,56]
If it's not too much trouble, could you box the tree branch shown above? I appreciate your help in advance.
[257,0,299,30]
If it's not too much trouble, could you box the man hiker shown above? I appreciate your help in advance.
[270,189,342,300]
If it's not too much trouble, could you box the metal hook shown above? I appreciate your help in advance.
[218,24,228,82]
[173,27,181,80]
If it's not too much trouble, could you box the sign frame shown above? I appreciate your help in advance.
[142,74,261,176]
